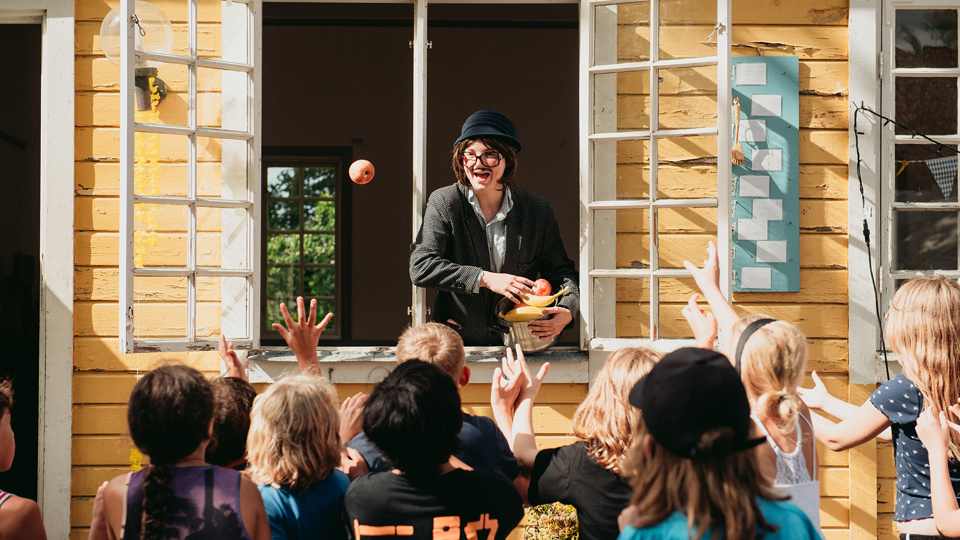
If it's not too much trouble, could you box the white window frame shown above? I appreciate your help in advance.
[848,0,960,383]
[579,0,732,354]
[119,0,262,353]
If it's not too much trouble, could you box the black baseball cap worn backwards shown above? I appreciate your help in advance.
[629,347,765,458]
[455,110,522,153]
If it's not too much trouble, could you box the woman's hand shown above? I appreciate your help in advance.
[272,296,334,377]
[797,371,830,410]
[681,294,717,349]
[527,307,572,340]
[480,271,535,304]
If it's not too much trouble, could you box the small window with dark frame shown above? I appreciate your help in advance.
[262,149,350,342]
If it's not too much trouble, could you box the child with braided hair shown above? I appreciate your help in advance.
[89,365,270,540]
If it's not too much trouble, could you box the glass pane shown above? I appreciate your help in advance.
[657,208,717,268]
[896,9,958,69]
[593,3,650,65]
[132,302,187,339]
[595,140,648,201]
[894,144,959,202]
[134,133,188,197]
[895,210,958,270]
[305,267,336,298]
[267,266,300,299]
[658,135,719,199]
[135,61,188,126]
[199,207,248,270]
[135,203,187,268]
[303,234,336,265]
[658,277,701,339]
[133,275,188,302]
[304,200,336,232]
[659,0,717,61]
[659,67,717,130]
[595,72,651,133]
[268,167,300,198]
[591,208,650,269]
[268,201,300,231]
[611,277,650,339]
[304,167,336,197]
[895,77,957,135]
[268,234,301,265]
[200,136,251,201]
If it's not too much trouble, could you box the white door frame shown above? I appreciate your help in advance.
[0,1,74,536]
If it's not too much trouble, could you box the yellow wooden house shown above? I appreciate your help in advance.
[0,0,944,537]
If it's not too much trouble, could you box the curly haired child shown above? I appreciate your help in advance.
[245,375,350,540]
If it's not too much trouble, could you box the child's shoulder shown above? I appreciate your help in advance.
[0,493,46,539]
[757,498,820,536]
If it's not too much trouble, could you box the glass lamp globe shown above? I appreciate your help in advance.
[99,1,173,68]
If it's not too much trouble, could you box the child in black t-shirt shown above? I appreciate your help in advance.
[343,360,524,540]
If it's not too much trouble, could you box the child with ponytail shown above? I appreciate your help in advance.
[89,364,270,540]
[682,242,821,534]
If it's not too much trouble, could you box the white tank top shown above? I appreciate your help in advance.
[751,414,823,537]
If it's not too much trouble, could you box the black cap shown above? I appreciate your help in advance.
[455,110,521,153]
[629,347,765,458]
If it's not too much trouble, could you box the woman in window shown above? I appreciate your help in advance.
[410,110,579,346]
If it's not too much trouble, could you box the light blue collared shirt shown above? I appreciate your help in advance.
[466,188,513,292]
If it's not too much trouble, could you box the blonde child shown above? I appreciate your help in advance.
[492,345,659,540]
[0,379,47,540]
[683,242,821,533]
[246,375,350,540]
[799,276,960,537]
[89,365,270,540]
[619,347,820,539]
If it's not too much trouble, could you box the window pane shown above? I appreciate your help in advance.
[658,135,718,199]
[658,277,701,339]
[305,267,336,298]
[303,234,336,265]
[304,167,336,197]
[304,200,335,232]
[266,266,300,299]
[659,0,718,61]
[659,67,717,130]
[594,2,650,65]
[268,234,301,265]
[896,9,958,69]
[895,77,957,135]
[595,72,651,133]
[268,167,300,198]
[896,210,958,270]
[268,201,300,231]
[895,144,959,202]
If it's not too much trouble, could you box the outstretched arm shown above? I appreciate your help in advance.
[916,408,960,536]
[799,371,892,442]
[508,345,551,476]
[490,352,525,448]
[271,296,333,377]
[682,241,739,343]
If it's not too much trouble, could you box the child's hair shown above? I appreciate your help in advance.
[571,347,660,474]
[363,360,462,476]
[886,276,960,461]
[623,418,782,540]
[730,315,809,436]
[0,378,12,418]
[396,322,466,379]
[205,376,257,467]
[127,365,214,540]
[245,375,342,493]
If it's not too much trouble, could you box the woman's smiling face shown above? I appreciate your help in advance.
[462,141,505,194]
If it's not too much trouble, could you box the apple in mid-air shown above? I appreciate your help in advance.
[349,160,375,184]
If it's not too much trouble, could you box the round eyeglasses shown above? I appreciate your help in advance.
[461,151,503,168]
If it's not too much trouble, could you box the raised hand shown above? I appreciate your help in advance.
[681,294,717,349]
[271,296,333,376]
[339,392,368,444]
[797,371,830,410]
[219,334,250,381]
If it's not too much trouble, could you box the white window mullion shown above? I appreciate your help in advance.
[250,0,262,347]
[411,0,428,326]
[649,0,660,341]
[717,0,733,302]
[119,0,137,353]
[187,0,199,343]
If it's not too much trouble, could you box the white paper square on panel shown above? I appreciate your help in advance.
[739,175,770,198]
[740,120,766,142]
[738,218,768,241]
[752,149,782,172]
[752,198,783,221]
[741,267,772,289]
[751,95,782,117]
[756,240,788,263]
[736,63,767,85]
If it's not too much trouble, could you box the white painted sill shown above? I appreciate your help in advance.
[245,346,589,384]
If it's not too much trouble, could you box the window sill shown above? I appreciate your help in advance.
[246,346,588,384]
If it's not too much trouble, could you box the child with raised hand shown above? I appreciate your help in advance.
[682,242,821,533]
[89,365,270,540]
[799,276,960,537]
[619,347,820,539]
[492,345,658,540]
[245,375,350,540]
[0,379,47,540]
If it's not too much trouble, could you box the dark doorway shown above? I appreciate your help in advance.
[0,24,42,499]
